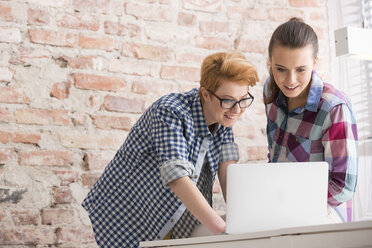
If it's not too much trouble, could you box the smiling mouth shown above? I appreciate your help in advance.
[225,114,237,120]
[285,85,298,90]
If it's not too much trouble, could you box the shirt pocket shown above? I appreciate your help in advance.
[286,133,311,161]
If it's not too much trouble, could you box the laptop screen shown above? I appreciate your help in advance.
[225,162,329,234]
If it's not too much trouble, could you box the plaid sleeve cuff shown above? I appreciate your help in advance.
[159,159,195,188]
[219,142,239,162]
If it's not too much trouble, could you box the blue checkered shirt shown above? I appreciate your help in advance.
[82,88,239,248]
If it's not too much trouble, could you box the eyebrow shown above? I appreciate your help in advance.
[274,64,308,69]
[219,92,249,100]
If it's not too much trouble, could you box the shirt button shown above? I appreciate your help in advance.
[170,219,174,222]
[158,236,161,239]
[201,149,205,153]
[193,175,198,179]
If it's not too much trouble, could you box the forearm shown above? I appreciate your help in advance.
[169,176,225,234]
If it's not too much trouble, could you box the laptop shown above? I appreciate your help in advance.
[225,162,329,234]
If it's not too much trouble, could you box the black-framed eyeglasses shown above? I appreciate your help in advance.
[208,90,254,109]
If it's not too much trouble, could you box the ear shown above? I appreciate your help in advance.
[313,56,319,68]
[200,87,210,102]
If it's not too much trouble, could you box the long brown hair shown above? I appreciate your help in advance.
[265,17,319,104]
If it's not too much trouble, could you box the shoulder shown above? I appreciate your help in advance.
[320,82,352,111]
[150,88,198,120]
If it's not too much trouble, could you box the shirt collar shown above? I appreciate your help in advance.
[305,71,323,112]
[275,71,324,113]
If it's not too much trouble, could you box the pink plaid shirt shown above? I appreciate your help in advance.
[264,72,358,222]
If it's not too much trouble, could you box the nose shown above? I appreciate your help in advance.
[230,102,241,114]
[287,71,296,83]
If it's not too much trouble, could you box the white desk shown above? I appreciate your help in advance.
[140,220,372,248]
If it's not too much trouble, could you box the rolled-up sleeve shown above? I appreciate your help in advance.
[219,142,239,162]
[151,106,195,188]
[219,128,239,162]
[159,159,195,187]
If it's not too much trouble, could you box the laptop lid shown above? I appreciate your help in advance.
[225,162,329,234]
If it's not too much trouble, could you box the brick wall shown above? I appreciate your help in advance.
[0,0,330,246]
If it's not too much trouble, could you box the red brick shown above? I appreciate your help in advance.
[28,8,50,25]
[81,172,101,188]
[125,3,173,21]
[247,146,268,161]
[62,55,105,70]
[59,131,125,150]
[122,42,171,61]
[0,87,29,104]
[74,73,126,91]
[11,209,39,225]
[195,36,231,50]
[18,150,74,166]
[109,59,158,76]
[104,21,140,37]
[10,46,50,66]
[0,67,13,82]
[78,35,119,51]
[160,65,200,81]
[175,52,204,64]
[0,131,40,145]
[56,13,99,31]
[14,108,71,126]
[104,95,145,113]
[183,0,222,12]
[41,208,74,225]
[199,21,235,34]
[0,227,56,245]
[73,0,124,16]
[29,29,78,47]
[51,81,71,99]
[92,115,132,131]
[234,38,266,54]
[84,151,114,170]
[0,107,12,123]
[132,80,178,95]
[0,26,21,43]
[0,4,14,22]
[178,12,196,26]
[56,227,95,243]
[53,169,79,185]
[52,187,73,204]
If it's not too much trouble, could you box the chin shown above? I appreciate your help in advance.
[221,120,236,128]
